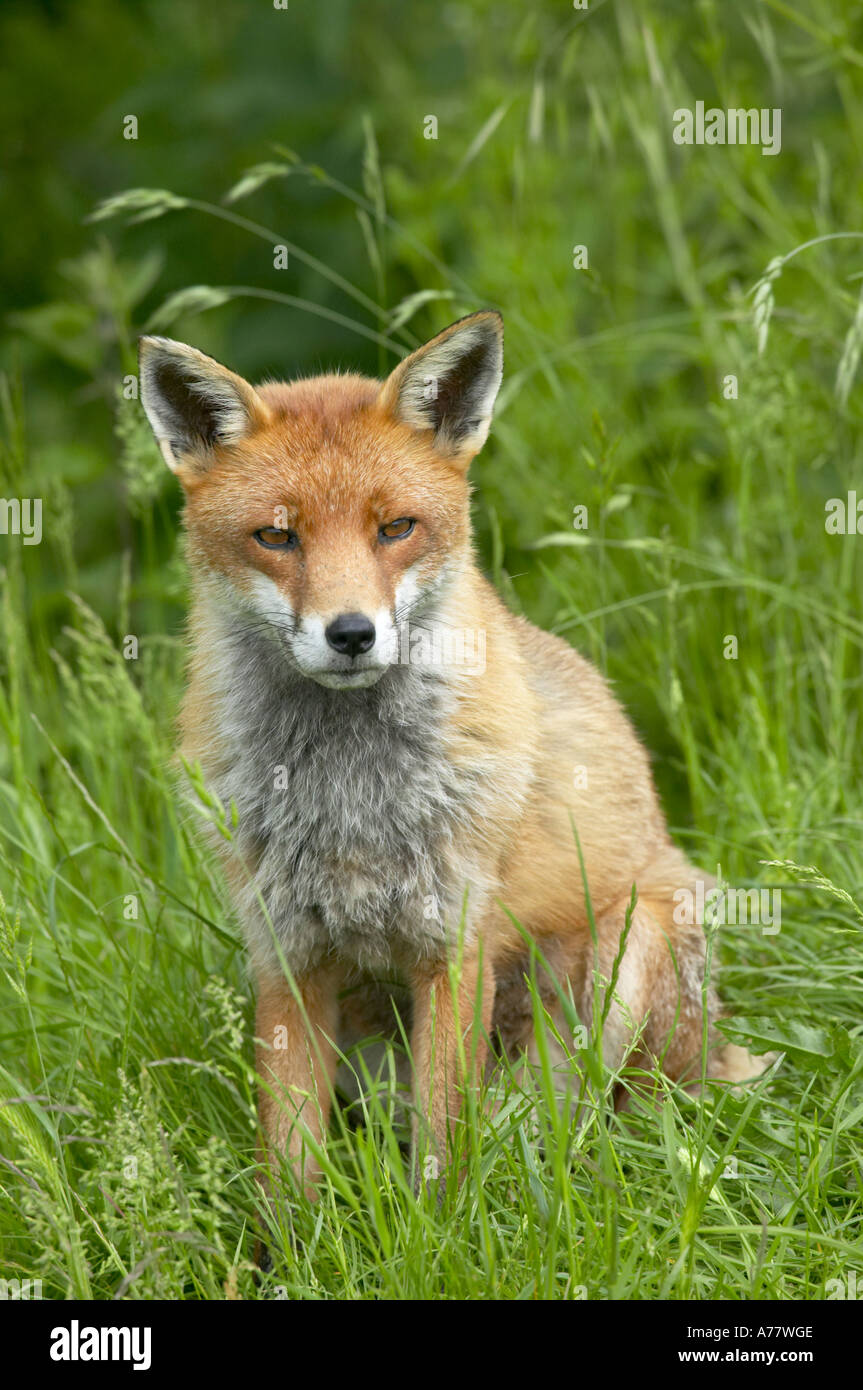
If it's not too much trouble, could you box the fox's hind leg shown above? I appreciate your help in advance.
[585,863,767,1089]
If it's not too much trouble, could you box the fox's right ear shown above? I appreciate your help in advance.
[138,336,271,474]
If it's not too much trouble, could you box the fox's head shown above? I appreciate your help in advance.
[139,312,502,689]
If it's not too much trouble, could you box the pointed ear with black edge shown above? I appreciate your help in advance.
[138,336,271,474]
[378,310,503,464]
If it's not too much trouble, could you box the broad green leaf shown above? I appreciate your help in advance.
[719,1015,835,1066]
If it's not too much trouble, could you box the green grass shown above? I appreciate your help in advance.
[1,0,863,1300]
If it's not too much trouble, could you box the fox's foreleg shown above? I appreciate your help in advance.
[409,941,495,1189]
[254,967,339,1202]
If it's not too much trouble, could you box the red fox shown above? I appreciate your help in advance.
[139,311,764,1201]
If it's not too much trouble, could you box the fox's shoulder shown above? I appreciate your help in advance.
[498,600,643,741]
[506,608,598,686]
[468,570,599,690]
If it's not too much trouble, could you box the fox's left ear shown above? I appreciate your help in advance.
[138,336,271,475]
[378,310,503,463]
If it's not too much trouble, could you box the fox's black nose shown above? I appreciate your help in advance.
[325,612,376,658]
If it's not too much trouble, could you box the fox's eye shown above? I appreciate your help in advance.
[255,527,299,550]
[379,518,415,542]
